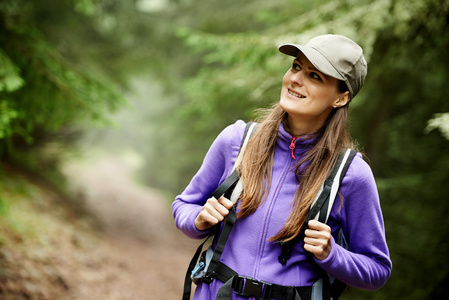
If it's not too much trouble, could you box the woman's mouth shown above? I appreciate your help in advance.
[288,89,306,99]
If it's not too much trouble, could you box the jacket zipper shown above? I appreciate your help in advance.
[252,137,298,279]
[253,150,292,279]
[289,136,297,160]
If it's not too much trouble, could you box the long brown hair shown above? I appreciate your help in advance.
[238,92,354,243]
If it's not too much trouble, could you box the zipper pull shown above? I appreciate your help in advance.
[289,136,297,160]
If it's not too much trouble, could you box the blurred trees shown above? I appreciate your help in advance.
[352,1,449,298]
[1,0,448,298]
[0,0,158,175]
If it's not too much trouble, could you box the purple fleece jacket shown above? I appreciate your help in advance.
[172,120,392,299]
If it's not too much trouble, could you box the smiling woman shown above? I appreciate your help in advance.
[173,34,391,300]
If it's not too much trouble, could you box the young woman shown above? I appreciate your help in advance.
[172,34,392,300]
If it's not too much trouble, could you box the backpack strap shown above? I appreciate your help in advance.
[278,149,357,266]
[307,148,357,224]
[278,149,357,300]
[182,235,211,300]
[182,122,258,300]
[211,122,258,201]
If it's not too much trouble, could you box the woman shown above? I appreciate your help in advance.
[172,34,392,300]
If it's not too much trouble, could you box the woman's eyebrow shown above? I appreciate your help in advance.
[296,58,324,75]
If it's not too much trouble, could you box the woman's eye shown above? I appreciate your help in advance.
[292,63,301,71]
[310,72,322,81]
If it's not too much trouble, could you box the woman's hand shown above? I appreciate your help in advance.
[303,220,332,260]
[194,196,234,231]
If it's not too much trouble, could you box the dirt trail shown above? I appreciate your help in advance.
[63,154,198,299]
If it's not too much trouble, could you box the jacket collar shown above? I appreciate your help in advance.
[278,122,320,148]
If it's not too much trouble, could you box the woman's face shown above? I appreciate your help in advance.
[280,52,348,134]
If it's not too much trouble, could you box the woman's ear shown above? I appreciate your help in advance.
[333,91,350,108]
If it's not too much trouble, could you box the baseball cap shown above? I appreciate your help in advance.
[278,34,367,99]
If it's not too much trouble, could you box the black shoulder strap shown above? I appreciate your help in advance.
[306,149,357,224]
[211,121,257,200]
[278,149,357,266]
[182,122,258,300]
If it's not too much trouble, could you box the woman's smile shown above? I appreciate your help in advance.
[288,88,306,99]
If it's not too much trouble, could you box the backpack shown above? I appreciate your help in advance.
[183,122,357,300]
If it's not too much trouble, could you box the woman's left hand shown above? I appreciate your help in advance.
[303,220,332,260]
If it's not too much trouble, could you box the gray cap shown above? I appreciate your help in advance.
[278,34,367,99]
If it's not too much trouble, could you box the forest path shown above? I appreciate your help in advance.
[63,153,198,299]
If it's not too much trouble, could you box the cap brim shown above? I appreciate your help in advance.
[278,43,345,82]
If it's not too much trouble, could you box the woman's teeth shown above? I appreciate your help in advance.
[289,90,306,99]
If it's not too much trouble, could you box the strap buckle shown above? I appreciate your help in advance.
[202,271,216,284]
[232,275,272,300]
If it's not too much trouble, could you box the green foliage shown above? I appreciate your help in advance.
[348,2,449,296]
[0,49,22,139]
[426,113,449,139]
[0,0,158,159]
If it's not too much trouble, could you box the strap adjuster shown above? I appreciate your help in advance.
[202,271,216,284]
[232,275,272,300]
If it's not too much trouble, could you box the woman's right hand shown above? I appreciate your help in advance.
[194,196,234,231]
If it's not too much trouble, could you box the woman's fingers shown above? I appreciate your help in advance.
[204,197,230,220]
[307,219,331,231]
[194,196,233,231]
[217,196,234,210]
[303,220,332,260]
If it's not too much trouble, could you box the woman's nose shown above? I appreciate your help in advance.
[291,70,304,86]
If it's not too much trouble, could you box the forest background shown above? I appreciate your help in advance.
[1,0,449,299]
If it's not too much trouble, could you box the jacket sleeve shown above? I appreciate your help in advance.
[171,120,246,239]
[315,153,392,290]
